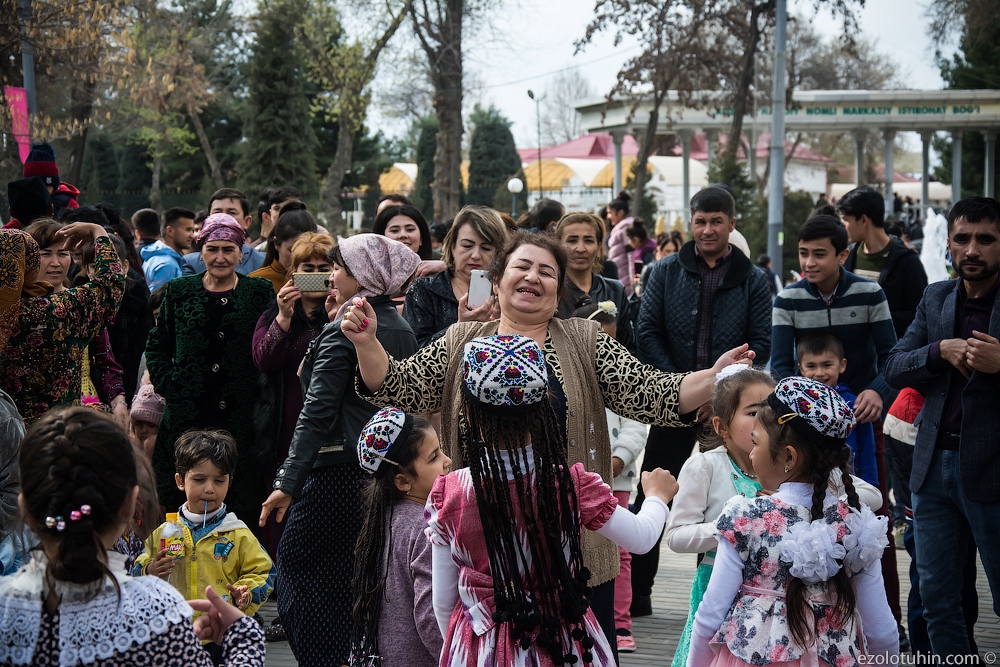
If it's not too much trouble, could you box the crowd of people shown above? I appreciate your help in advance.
[0,139,995,666]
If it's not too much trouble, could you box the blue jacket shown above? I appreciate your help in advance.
[836,384,878,487]
[772,267,898,403]
[182,244,265,276]
[885,279,1000,503]
[637,241,772,372]
[140,240,185,291]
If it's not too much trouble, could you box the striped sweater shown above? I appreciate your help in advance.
[771,267,898,402]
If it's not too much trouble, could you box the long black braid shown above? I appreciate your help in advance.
[461,395,597,665]
[757,403,861,648]
[349,417,433,667]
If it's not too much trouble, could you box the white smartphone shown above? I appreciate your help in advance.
[467,269,492,309]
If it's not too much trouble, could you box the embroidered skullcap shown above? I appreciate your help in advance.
[357,407,414,474]
[462,335,548,408]
[766,376,855,448]
[197,213,246,247]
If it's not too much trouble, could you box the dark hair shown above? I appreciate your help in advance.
[351,416,434,662]
[20,407,138,594]
[256,188,273,222]
[571,301,615,326]
[162,206,195,234]
[63,204,144,272]
[372,204,433,260]
[885,222,908,240]
[81,235,130,272]
[757,254,771,267]
[608,190,631,215]
[263,208,317,267]
[269,185,302,208]
[429,222,449,243]
[327,245,354,278]
[489,230,568,299]
[555,212,606,273]
[797,331,845,362]
[755,401,861,648]
[691,187,736,219]
[376,193,412,208]
[132,442,160,541]
[460,377,594,663]
[836,186,885,229]
[209,187,251,219]
[194,209,209,225]
[132,208,161,239]
[25,218,64,249]
[625,218,649,243]
[442,206,508,273]
[798,214,850,254]
[597,206,608,220]
[948,196,1000,232]
[658,230,683,252]
[521,198,566,232]
[174,429,237,478]
[812,204,839,217]
[700,368,775,452]
[149,283,168,315]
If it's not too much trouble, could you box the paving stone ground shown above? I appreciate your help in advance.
[260,545,1000,665]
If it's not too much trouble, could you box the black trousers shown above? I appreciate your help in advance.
[590,578,620,664]
[630,424,698,598]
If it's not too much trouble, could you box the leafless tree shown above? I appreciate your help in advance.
[539,70,594,146]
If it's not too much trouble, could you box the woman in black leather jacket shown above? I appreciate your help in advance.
[555,212,633,350]
[403,205,508,347]
[258,234,420,666]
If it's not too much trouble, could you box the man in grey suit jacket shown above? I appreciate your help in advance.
[886,197,1000,657]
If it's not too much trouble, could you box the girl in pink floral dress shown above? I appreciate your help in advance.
[688,377,899,667]
[425,334,679,667]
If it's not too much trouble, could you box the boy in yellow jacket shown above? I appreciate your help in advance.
[134,430,276,624]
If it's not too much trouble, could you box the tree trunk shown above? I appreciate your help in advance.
[427,0,463,223]
[724,1,774,163]
[321,114,354,235]
[150,151,163,213]
[189,106,224,190]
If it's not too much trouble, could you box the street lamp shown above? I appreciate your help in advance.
[527,89,545,201]
[507,177,524,217]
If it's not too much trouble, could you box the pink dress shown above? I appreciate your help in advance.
[426,462,618,667]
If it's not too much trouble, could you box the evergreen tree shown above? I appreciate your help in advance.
[932,17,1000,200]
[413,116,438,219]
[467,105,522,207]
[80,131,121,203]
[238,0,318,199]
[118,141,154,193]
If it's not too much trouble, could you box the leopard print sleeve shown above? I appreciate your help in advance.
[357,336,451,414]
[594,331,693,427]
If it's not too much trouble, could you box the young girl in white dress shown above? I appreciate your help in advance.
[687,377,898,666]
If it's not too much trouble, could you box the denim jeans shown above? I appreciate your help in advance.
[912,449,1000,656]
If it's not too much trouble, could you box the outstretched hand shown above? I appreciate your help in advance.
[711,344,755,374]
[190,586,246,645]
[341,297,378,346]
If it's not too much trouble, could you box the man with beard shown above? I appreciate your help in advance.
[886,196,1000,657]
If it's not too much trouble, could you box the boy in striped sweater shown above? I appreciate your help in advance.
[771,212,908,650]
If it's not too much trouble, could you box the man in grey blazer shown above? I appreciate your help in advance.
[886,196,1000,656]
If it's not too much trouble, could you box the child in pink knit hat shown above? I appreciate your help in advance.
[130,384,164,458]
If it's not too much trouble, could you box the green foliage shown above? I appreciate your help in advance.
[118,141,153,193]
[624,162,660,222]
[467,105,522,207]
[706,154,757,224]
[79,131,121,200]
[237,0,319,199]
[413,115,438,218]
[491,168,529,216]
[740,190,816,283]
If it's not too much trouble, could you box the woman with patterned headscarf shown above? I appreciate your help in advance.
[0,223,124,423]
[145,213,273,528]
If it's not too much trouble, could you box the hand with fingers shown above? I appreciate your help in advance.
[190,586,247,645]
[939,338,973,378]
[341,297,378,345]
[966,330,1000,374]
[276,280,302,331]
[260,489,292,527]
[641,468,679,505]
[457,293,499,323]
[146,549,177,579]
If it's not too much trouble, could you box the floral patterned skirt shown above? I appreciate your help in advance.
[708,644,836,667]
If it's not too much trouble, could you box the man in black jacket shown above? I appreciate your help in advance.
[839,186,929,339]
[630,187,773,617]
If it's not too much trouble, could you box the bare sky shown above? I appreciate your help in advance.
[432,0,954,150]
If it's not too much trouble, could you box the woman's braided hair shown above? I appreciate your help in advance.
[460,395,597,665]
[20,407,137,596]
[756,401,862,648]
[350,416,433,667]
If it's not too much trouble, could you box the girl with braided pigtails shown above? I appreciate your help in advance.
[687,377,898,667]
[0,407,265,666]
[426,334,679,667]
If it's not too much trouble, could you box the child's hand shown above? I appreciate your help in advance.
[226,583,250,610]
[640,468,679,505]
[145,549,176,579]
[757,488,775,496]
[191,586,247,644]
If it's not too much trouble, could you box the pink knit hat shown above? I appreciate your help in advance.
[130,385,165,426]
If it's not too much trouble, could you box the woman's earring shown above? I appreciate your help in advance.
[783,465,789,473]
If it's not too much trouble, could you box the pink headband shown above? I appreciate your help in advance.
[198,213,246,247]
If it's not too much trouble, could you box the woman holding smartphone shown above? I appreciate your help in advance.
[403,205,508,348]
[555,212,633,349]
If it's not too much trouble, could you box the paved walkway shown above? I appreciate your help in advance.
[260,545,999,665]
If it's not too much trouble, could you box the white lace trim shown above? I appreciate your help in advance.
[0,552,193,666]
